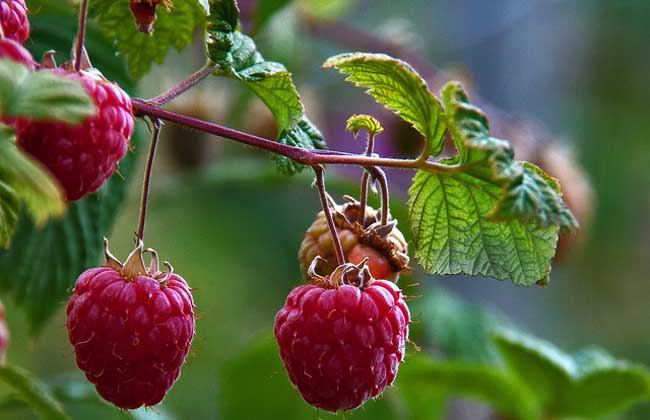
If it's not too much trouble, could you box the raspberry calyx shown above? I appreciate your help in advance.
[299,196,409,282]
[66,239,195,409]
[274,258,411,412]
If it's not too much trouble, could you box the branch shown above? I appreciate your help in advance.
[131,99,466,174]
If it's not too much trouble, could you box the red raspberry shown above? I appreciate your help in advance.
[274,262,410,412]
[0,0,30,44]
[0,38,34,69]
[66,241,195,409]
[0,301,8,364]
[298,197,409,282]
[17,69,134,201]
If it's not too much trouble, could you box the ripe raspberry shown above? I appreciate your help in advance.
[0,0,30,44]
[0,38,34,69]
[298,197,409,281]
[274,261,410,412]
[66,240,195,409]
[0,301,8,364]
[17,69,134,201]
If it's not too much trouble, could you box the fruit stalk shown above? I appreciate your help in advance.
[147,61,219,106]
[137,119,162,241]
[313,165,345,266]
[73,0,90,72]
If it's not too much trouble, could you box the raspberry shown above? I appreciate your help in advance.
[0,301,8,364]
[17,69,134,201]
[0,0,30,44]
[66,240,195,409]
[274,261,411,412]
[298,197,409,281]
[0,38,34,69]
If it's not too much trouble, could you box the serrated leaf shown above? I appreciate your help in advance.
[346,113,384,137]
[442,82,578,231]
[207,1,325,174]
[0,365,71,420]
[323,52,446,155]
[494,328,650,419]
[0,133,65,248]
[273,117,325,175]
[91,0,206,79]
[398,355,541,420]
[408,170,558,285]
[238,62,304,131]
[0,60,95,123]
[408,83,577,285]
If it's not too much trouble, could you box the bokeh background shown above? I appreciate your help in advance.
[1,0,648,419]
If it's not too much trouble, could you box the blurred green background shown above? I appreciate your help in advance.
[1,0,648,419]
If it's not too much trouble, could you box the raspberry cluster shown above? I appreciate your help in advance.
[0,0,30,44]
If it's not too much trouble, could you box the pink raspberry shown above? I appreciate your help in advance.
[16,69,134,201]
[0,38,34,69]
[274,278,410,412]
[66,243,195,409]
[0,0,30,44]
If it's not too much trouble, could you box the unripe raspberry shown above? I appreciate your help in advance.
[17,69,134,201]
[274,261,410,412]
[0,38,34,69]
[0,0,30,44]
[299,198,409,281]
[0,301,8,364]
[66,241,195,409]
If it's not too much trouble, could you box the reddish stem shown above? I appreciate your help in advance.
[74,0,90,72]
[131,99,466,174]
[314,165,345,266]
[147,62,218,106]
[137,119,162,242]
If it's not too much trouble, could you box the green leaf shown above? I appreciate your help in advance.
[408,170,558,285]
[273,117,325,175]
[0,133,65,247]
[408,82,577,285]
[494,328,650,419]
[0,365,71,420]
[238,61,304,131]
[323,52,446,155]
[442,82,578,231]
[346,113,384,138]
[414,284,505,364]
[397,354,541,420]
[91,0,206,79]
[0,60,95,123]
[206,0,326,175]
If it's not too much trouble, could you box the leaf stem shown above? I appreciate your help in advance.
[313,165,345,266]
[73,0,90,72]
[137,119,162,242]
[147,62,218,106]
[131,99,466,174]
